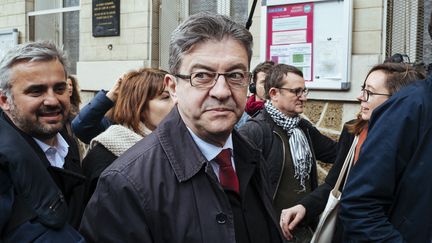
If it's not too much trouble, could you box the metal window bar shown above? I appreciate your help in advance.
[386,0,424,63]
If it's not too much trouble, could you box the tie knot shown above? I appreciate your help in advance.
[214,149,232,167]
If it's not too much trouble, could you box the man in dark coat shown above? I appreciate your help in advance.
[80,13,284,243]
[0,41,85,242]
[239,63,337,241]
[339,76,432,242]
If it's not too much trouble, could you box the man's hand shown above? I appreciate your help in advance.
[279,204,306,240]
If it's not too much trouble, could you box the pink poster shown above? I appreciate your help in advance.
[266,3,314,81]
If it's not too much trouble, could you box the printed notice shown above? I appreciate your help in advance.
[272,16,307,31]
[315,38,342,79]
[270,43,312,81]
[267,3,314,81]
[273,30,307,45]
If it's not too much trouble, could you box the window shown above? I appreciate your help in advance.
[189,0,249,25]
[28,0,80,74]
[386,0,424,63]
[159,0,250,69]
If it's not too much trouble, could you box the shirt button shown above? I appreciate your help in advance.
[216,213,227,224]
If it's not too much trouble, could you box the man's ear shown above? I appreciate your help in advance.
[165,74,178,104]
[0,91,10,111]
[268,87,279,102]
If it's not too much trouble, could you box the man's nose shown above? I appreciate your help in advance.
[299,92,307,101]
[209,75,232,99]
[43,90,61,105]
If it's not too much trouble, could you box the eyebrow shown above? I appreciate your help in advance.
[364,84,377,91]
[23,84,47,94]
[190,63,248,72]
[23,81,67,94]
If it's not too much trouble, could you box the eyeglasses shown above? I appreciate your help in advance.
[278,87,309,97]
[360,86,391,101]
[174,71,252,89]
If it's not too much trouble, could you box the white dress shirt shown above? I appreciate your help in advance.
[33,133,69,168]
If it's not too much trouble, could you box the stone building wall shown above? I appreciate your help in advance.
[77,0,160,91]
[79,0,155,62]
[0,0,30,43]
[302,99,359,180]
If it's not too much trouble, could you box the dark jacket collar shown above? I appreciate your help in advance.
[156,106,262,182]
[0,109,81,170]
[0,110,48,167]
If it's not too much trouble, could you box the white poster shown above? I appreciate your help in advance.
[315,38,342,79]
[0,29,18,60]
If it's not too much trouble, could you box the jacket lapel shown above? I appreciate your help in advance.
[156,107,208,182]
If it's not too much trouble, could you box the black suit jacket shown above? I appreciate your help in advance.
[2,111,86,228]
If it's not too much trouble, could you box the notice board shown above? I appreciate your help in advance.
[0,28,18,59]
[262,0,353,90]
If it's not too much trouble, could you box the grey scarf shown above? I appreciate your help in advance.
[265,100,313,192]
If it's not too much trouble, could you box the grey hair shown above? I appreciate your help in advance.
[168,12,253,74]
[0,41,69,97]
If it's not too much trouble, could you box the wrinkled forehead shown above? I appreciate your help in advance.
[179,38,249,72]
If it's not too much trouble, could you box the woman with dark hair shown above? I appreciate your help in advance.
[81,67,174,202]
[65,75,87,159]
[279,62,425,242]
[67,75,82,118]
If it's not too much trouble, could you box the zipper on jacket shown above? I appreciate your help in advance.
[272,130,286,200]
[49,193,65,212]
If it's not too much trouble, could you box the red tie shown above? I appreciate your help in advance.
[214,149,239,194]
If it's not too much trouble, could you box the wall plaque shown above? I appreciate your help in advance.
[92,0,120,37]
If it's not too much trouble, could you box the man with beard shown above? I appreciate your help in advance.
[239,63,337,242]
[0,41,85,242]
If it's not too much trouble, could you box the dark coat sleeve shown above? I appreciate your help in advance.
[238,118,274,166]
[0,166,14,232]
[80,170,153,243]
[339,90,425,241]
[238,119,265,151]
[81,143,117,206]
[300,125,354,222]
[71,90,114,144]
[305,121,338,164]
